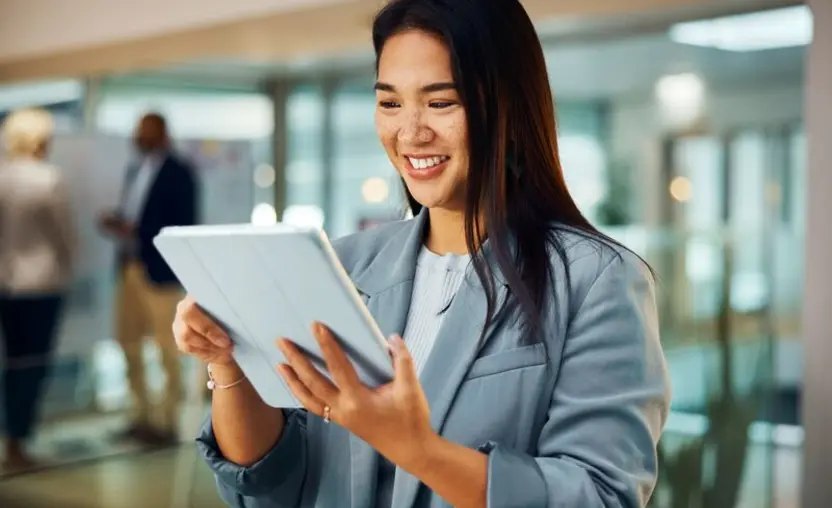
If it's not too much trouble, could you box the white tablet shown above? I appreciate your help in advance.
[153,223,394,408]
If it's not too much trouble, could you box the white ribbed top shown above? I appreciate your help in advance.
[401,246,470,375]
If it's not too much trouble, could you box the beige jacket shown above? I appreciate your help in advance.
[0,158,76,295]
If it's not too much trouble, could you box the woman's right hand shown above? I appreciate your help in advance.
[173,296,235,365]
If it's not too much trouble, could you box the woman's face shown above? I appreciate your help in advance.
[375,30,469,212]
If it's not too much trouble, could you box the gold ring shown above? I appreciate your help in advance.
[323,405,331,423]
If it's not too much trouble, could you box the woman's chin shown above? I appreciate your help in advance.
[403,178,463,212]
[410,195,462,214]
[406,190,442,210]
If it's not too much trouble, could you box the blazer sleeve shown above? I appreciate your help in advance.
[477,254,670,508]
[171,161,198,227]
[47,171,77,274]
[195,408,309,506]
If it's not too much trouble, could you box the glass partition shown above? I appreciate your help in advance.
[629,125,805,508]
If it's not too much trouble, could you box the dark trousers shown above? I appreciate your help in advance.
[0,294,63,440]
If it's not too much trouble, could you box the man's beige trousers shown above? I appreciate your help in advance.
[115,261,182,433]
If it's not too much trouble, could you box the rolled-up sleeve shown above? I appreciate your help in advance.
[478,254,671,507]
[196,408,308,505]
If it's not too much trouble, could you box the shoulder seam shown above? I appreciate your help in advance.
[569,255,618,318]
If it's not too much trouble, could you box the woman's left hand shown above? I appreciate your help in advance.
[276,322,435,470]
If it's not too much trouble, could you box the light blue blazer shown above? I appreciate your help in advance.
[197,210,671,507]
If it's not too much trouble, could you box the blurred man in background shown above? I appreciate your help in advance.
[0,108,76,471]
[99,112,198,446]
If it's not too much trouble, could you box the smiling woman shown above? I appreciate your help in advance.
[175,1,671,507]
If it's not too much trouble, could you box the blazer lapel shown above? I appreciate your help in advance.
[141,155,170,214]
[117,164,140,215]
[348,210,427,508]
[119,154,169,220]
[349,281,416,508]
[391,241,509,508]
[348,434,379,508]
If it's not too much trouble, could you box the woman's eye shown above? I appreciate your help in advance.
[379,100,400,109]
[430,101,455,109]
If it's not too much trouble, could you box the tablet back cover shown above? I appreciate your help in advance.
[154,225,394,408]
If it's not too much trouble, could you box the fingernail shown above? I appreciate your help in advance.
[389,335,404,353]
[210,334,230,347]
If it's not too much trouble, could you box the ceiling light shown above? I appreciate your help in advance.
[669,6,812,52]
[0,80,83,111]
[655,73,706,130]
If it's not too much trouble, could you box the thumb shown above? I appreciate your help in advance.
[389,335,418,385]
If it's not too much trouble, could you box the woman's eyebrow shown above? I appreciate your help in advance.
[373,81,457,93]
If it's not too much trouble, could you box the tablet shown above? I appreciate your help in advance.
[153,223,394,408]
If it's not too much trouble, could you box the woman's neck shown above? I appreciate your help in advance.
[425,207,481,255]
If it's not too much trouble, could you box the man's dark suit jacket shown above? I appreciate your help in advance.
[120,153,198,286]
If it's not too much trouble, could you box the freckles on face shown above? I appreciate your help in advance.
[374,30,470,209]
[374,109,399,148]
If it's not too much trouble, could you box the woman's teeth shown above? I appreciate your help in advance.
[408,156,449,170]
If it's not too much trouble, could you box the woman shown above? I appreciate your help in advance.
[0,108,75,471]
[176,0,670,506]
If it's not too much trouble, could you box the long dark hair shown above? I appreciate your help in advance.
[373,0,651,340]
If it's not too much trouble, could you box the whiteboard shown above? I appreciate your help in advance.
[46,133,256,357]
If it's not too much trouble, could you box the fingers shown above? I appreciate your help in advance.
[177,326,233,363]
[277,338,339,402]
[176,296,230,348]
[177,341,215,358]
[181,342,234,364]
[173,296,233,363]
[312,322,361,391]
[390,335,419,386]
[278,364,327,415]
[185,298,230,346]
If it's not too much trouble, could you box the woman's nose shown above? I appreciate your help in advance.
[397,111,434,144]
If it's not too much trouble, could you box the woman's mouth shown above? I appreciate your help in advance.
[404,155,450,180]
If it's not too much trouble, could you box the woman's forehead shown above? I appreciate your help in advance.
[377,31,454,86]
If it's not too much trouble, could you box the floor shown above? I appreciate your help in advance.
[0,401,228,508]
[0,446,226,508]
[0,415,803,508]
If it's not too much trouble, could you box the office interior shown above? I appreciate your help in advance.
[0,0,830,507]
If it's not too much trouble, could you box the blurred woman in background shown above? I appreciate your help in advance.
[0,108,76,472]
